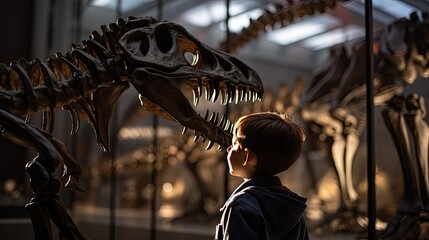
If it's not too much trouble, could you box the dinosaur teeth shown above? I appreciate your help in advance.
[192,87,199,106]
[224,119,231,132]
[220,88,228,105]
[213,112,219,124]
[205,141,214,150]
[204,85,210,101]
[258,91,263,101]
[212,88,219,102]
[193,132,200,142]
[208,81,215,102]
[211,83,262,105]
[245,88,251,102]
[235,88,242,104]
[201,110,230,131]
[182,126,187,134]
[241,88,246,102]
[251,90,257,102]
[208,112,216,123]
[197,79,203,97]
[218,115,226,128]
[203,109,209,120]
[226,121,234,133]
[242,88,247,102]
[212,81,220,102]
[228,85,235,104]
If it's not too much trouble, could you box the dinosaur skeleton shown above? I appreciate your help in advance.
[219,0,349,53]
[299,11,429,239]
[325,12,429,239]
[0,16,263,239]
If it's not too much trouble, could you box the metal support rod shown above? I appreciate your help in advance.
[108,1,122,240]
[68,0,83,211]
[75,0,82,43]
[108,115,118,240]
[149,4,162,240]
[47,0,56,53]
[223,0,231,203]
[149,116,158,240]
[364,0,376,239]
[225,0,230,54]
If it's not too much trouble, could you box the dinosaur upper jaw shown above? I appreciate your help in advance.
[119,17,264,150]
[131,67,262,150]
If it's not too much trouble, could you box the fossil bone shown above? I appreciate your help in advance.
[219,0,350,53]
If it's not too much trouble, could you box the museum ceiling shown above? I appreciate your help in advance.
[81,0,429,71]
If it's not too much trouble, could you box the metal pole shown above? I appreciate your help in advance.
[149,4,162,240]
[149,116,158,240]
[223,0,231,204]
[68,0,83,211]
[108,1,122,240]
[364,0,376,239]
[108,105,118,240]
[225,0,230,53]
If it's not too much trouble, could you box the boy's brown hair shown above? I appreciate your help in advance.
[234,112,306,176]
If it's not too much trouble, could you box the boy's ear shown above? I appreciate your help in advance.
[243,148,257,167]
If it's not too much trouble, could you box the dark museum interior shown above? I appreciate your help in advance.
[0,0,428,239]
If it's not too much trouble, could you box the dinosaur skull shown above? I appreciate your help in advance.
[119,17,263,150]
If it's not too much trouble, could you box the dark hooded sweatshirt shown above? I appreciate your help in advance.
[215,176,308,240]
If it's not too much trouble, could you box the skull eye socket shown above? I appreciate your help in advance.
[184,51,200,67]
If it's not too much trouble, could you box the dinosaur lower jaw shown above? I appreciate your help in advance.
[139,95,176,122]
[139,94,232,150]
[132,69,233,150]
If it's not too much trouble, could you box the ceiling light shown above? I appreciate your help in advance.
[92,0,111,7]
[183,1,249,27]
[267,15,341,46]
[372,0,418,18]
[91,0,152,12]
[354,0,419,19]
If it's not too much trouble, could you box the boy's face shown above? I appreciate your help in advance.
[226,131,247,178]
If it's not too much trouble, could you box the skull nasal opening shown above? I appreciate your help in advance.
[155,24,173,54]
[230,57,250,79]
[217,56,232,71]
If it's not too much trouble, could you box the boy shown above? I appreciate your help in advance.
[215,112,308,240]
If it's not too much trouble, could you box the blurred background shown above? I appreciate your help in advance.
[0,0,428,239]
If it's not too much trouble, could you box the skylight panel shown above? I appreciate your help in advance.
[266,15,341,46]
[91,0,153,13]
[183,1,248,27]
[355,0,419,18]
[302,25,364,50]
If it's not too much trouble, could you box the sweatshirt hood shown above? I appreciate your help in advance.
[247,185,307,232]
[221,176,307,234]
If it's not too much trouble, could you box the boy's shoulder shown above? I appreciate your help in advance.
[228,185,288,206]
[239,185,307,210]
[221,185,263,211]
